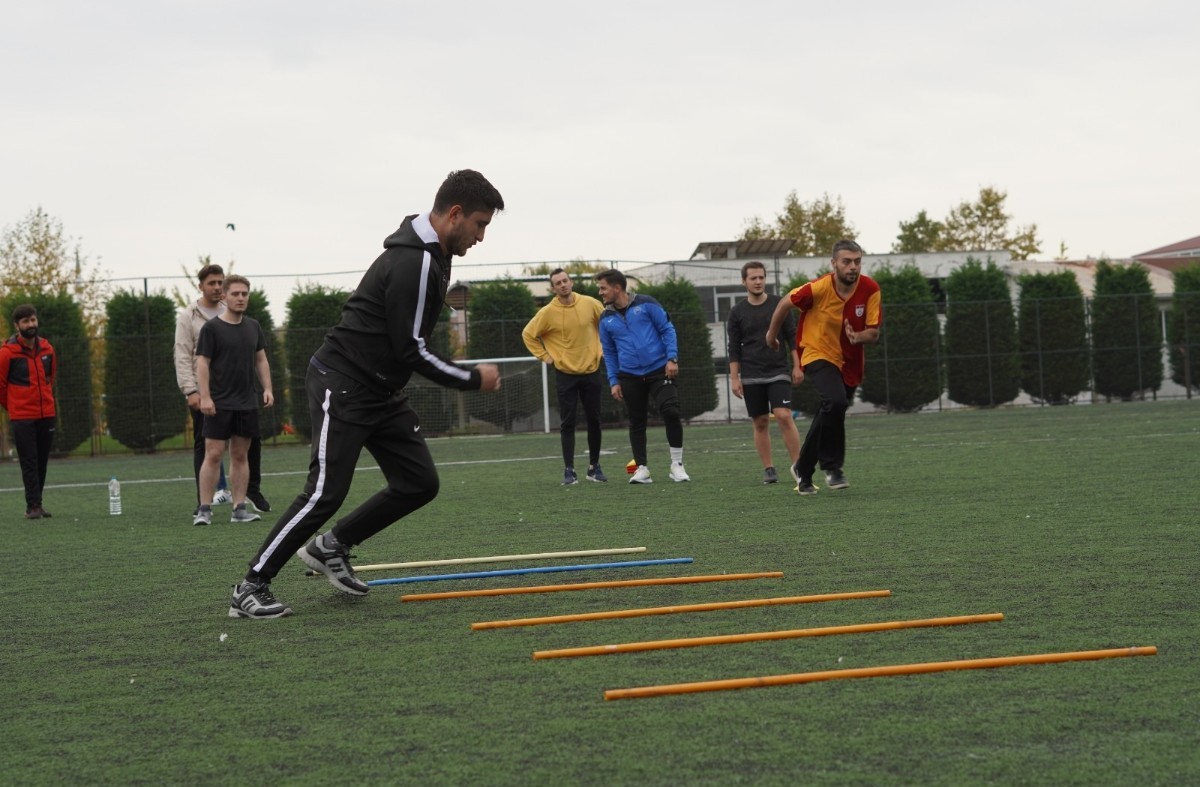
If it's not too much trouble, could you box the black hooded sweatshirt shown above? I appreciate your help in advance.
[313,213,481,394]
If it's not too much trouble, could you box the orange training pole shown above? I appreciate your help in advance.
[603,646,1158,700]
[471,590,891,630]
[533,613,1003,660]
[401,572,784,602]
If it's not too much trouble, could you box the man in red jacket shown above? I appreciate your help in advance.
[0,304,58,519]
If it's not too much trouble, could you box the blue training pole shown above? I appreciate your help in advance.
[366,558,694,586]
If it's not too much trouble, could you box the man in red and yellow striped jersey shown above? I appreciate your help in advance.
[767,240,881,495]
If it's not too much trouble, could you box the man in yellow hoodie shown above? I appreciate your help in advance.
[523,268,607,484]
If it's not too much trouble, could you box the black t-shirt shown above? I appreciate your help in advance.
[195,316,266,410]
[727,294,796,383]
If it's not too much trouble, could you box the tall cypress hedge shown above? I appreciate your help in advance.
[466,279,540,429]
[1017,270,1089,404]
[245,289,285,438]
[284,284,347,440]
[944,257,1020,407]
[1091,261,1162,400]
[1168,264,1200,392]
[861,264,942,412]
[635,276,718,420]
[104,290,183,452]
[1,290,92,455]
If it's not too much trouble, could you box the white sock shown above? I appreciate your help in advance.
[670,448,683,465]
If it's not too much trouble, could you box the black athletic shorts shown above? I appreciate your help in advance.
[202,408,261,440]
[743,380,792,418]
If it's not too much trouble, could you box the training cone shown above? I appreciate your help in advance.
[626,459,638,474]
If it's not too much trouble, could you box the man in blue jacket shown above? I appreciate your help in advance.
[596,269,689,484]
[227,170,505,619]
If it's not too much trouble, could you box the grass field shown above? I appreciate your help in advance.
[3,401,1199,785]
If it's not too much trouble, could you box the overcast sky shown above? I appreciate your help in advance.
[4,1,1197,316]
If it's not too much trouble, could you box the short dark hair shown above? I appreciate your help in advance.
[549,267,567,282]
[198,263,224,283]
[741,261,766,280]
[11,304,37,324]
[594,269,627,291]
[832,239,863,258]
[223,274,250,292]
[432,170,505,216]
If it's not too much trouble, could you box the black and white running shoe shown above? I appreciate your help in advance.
[298,532,369,596]
[229,580,293,618]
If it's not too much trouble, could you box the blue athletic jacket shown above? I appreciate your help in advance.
[598,294,679,385]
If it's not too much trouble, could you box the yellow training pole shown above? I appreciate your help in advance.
[308,547,647,575]
[534,613,1002,660]
[401,572,784,602]
[604,646,1158,700]
[471,590,891,630]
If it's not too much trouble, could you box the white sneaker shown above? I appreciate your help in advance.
[669,462,691,483]
[629,465,653,484]
[213,489,233,505]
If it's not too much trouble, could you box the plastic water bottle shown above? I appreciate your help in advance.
[108,477,122,515]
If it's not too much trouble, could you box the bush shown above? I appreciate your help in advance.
[1091,261,1163,400]
[104,290,183,452]
[944,257,1020,407]
[284,284,347,440]
[635,276,718,419]
[0,290,93,455]
[466,279,540,430]
[1017,270,1089,404]
[245,290,285,438]
[1168,264,1200,392]
[861,264,942,412]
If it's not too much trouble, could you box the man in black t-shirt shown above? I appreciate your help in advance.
[195,275,275,525]
[727,261,802,484]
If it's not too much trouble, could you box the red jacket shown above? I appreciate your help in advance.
[0,335,57,420]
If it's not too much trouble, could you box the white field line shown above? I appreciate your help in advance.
[0,449,618,494]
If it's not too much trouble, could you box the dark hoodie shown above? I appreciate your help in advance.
[313,213,481,393]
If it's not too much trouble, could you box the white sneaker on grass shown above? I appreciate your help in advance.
[629,465,653,484]
[669,462,691,483]
[212,489,233,505]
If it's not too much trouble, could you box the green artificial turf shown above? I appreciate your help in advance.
[2,401,1198,785]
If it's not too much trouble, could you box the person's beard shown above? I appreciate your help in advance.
[19,327,37,339]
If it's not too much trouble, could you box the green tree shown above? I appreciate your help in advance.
[1091,261,1163,400]
[860,264,943,412]
[284,284,348,440]
[466,279,540,430]
[0,290,93,454]
[892,210,945,254]
[0,207,109,326]
[244,289,285,439]
[943,257,1020,407]
[1168,264,1200,392]
[1017,271,1089,404]
[635,276,718,420]
[103,290,183,452]
[936,186,1041,260]
[739,192,857,257]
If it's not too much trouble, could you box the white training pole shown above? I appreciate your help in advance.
[304,547,648,576]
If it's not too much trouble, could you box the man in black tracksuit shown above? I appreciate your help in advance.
[228,170,505,619]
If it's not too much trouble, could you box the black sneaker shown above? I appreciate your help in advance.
[298,532,369,596]
[247,490,272,512]
[826,469,849,490]
[763,466,778,485]
[586,464,608,483]
[229,580,293,619]
[563,467,579,486]
[797,480,819,496]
